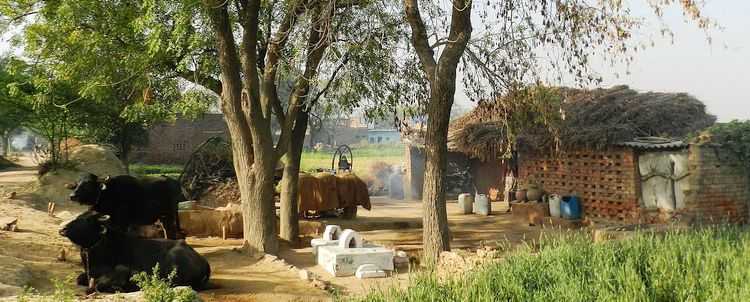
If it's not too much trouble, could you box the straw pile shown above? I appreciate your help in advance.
[447,85,715,160]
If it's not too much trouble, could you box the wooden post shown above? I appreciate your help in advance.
[49,203,56,215]
[222,225,227,240]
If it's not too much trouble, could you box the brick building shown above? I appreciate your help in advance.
[517,139,750,224]
[405,86,750,225]
[131,114,228,164]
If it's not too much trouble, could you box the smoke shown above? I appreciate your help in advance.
[10,132,29,151]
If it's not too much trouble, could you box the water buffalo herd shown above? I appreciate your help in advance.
[62,172,211,294]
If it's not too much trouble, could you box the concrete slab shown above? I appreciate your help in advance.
[316,229,394,277]
[317,245,394,277]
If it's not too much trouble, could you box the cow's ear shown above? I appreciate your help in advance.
[98,215,110,222]
[64,183,77,190]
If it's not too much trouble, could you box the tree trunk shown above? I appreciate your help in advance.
[404,0,472,260]
[279,112,309,247]
[1,133,9,158]
[120,122,130,174]
[421,82,456,259]
[209,3,278,254]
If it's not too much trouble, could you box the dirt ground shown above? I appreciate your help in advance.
[0,154,568,301]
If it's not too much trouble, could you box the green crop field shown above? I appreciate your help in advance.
[354,225,750,301]
[130,164,183,179]
[298,144,406,176]
[130,144,406,179]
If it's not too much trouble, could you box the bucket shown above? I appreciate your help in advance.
[548,194,562,218]
[474,194,490,215]
[458,193,474,214]
[560,195,580,220]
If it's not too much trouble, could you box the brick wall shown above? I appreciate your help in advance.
[518,147,641,223]
[684,142,750,224]
[131,114,229,164]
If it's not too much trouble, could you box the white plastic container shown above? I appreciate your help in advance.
[474,194,490,215]
[549,194,562,218]
[458,193,474,214]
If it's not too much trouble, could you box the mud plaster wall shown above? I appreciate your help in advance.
[470,157,506,201]
[518,147,641,223]
[684,142,750,224]
[405,146,506,201]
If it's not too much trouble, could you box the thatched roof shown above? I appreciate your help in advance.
[447,85,716,160]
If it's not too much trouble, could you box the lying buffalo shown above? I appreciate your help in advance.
[67,173,184,239]
[59,211,211,293]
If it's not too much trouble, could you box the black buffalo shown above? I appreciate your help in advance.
[67,173,184,239]
[59,211,211,293]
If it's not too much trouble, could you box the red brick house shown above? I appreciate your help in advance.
[407,86,749,224]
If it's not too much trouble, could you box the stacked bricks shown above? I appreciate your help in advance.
[683,142,750,224]
[518,147,641,223]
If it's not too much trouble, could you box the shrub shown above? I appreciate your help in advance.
[0,156,18,170]
[17,276,76,302]
[131,264,198,302]
[368,161,393,194]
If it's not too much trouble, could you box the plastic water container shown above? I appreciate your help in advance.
[458,193,474,214]
[474,194,490,215]
[560,195,580,220]
[548,194,562,218]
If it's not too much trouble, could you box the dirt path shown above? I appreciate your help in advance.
[0,155,37,198]
[0,157,333,301]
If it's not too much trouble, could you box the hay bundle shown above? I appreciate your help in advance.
[334,173,372,210]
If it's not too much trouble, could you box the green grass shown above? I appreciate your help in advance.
[354,225,750,302]
[299,145,406,176]
[130,163,184,179]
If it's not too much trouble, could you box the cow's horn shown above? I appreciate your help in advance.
[64,183,77,190]
[104,175,111,182]
[98,215,110,222]
[100,183,107,191]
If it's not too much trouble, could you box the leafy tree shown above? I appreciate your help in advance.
[1,0,214,172]
[403,0,714,259]
[131,0,416,251]
[0,56,30,157]
[3,60,81,169]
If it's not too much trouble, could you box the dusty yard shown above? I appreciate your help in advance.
[0,154,569,301]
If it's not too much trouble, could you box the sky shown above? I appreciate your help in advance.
[454,0,750,122]
[3,1,748,122]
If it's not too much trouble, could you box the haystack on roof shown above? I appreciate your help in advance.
[447,85,716,160]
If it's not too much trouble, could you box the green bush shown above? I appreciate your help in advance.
[0,156,18,170]
[17,276,76,302]
[355,225,750,301]
[701,120,750,171]
[131,264,197,302]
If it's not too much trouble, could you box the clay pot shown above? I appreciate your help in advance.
[527,187,542,202]
[515,189,528,202]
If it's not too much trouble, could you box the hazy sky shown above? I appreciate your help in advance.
[455,1,750,122]
[3,1,747,122]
